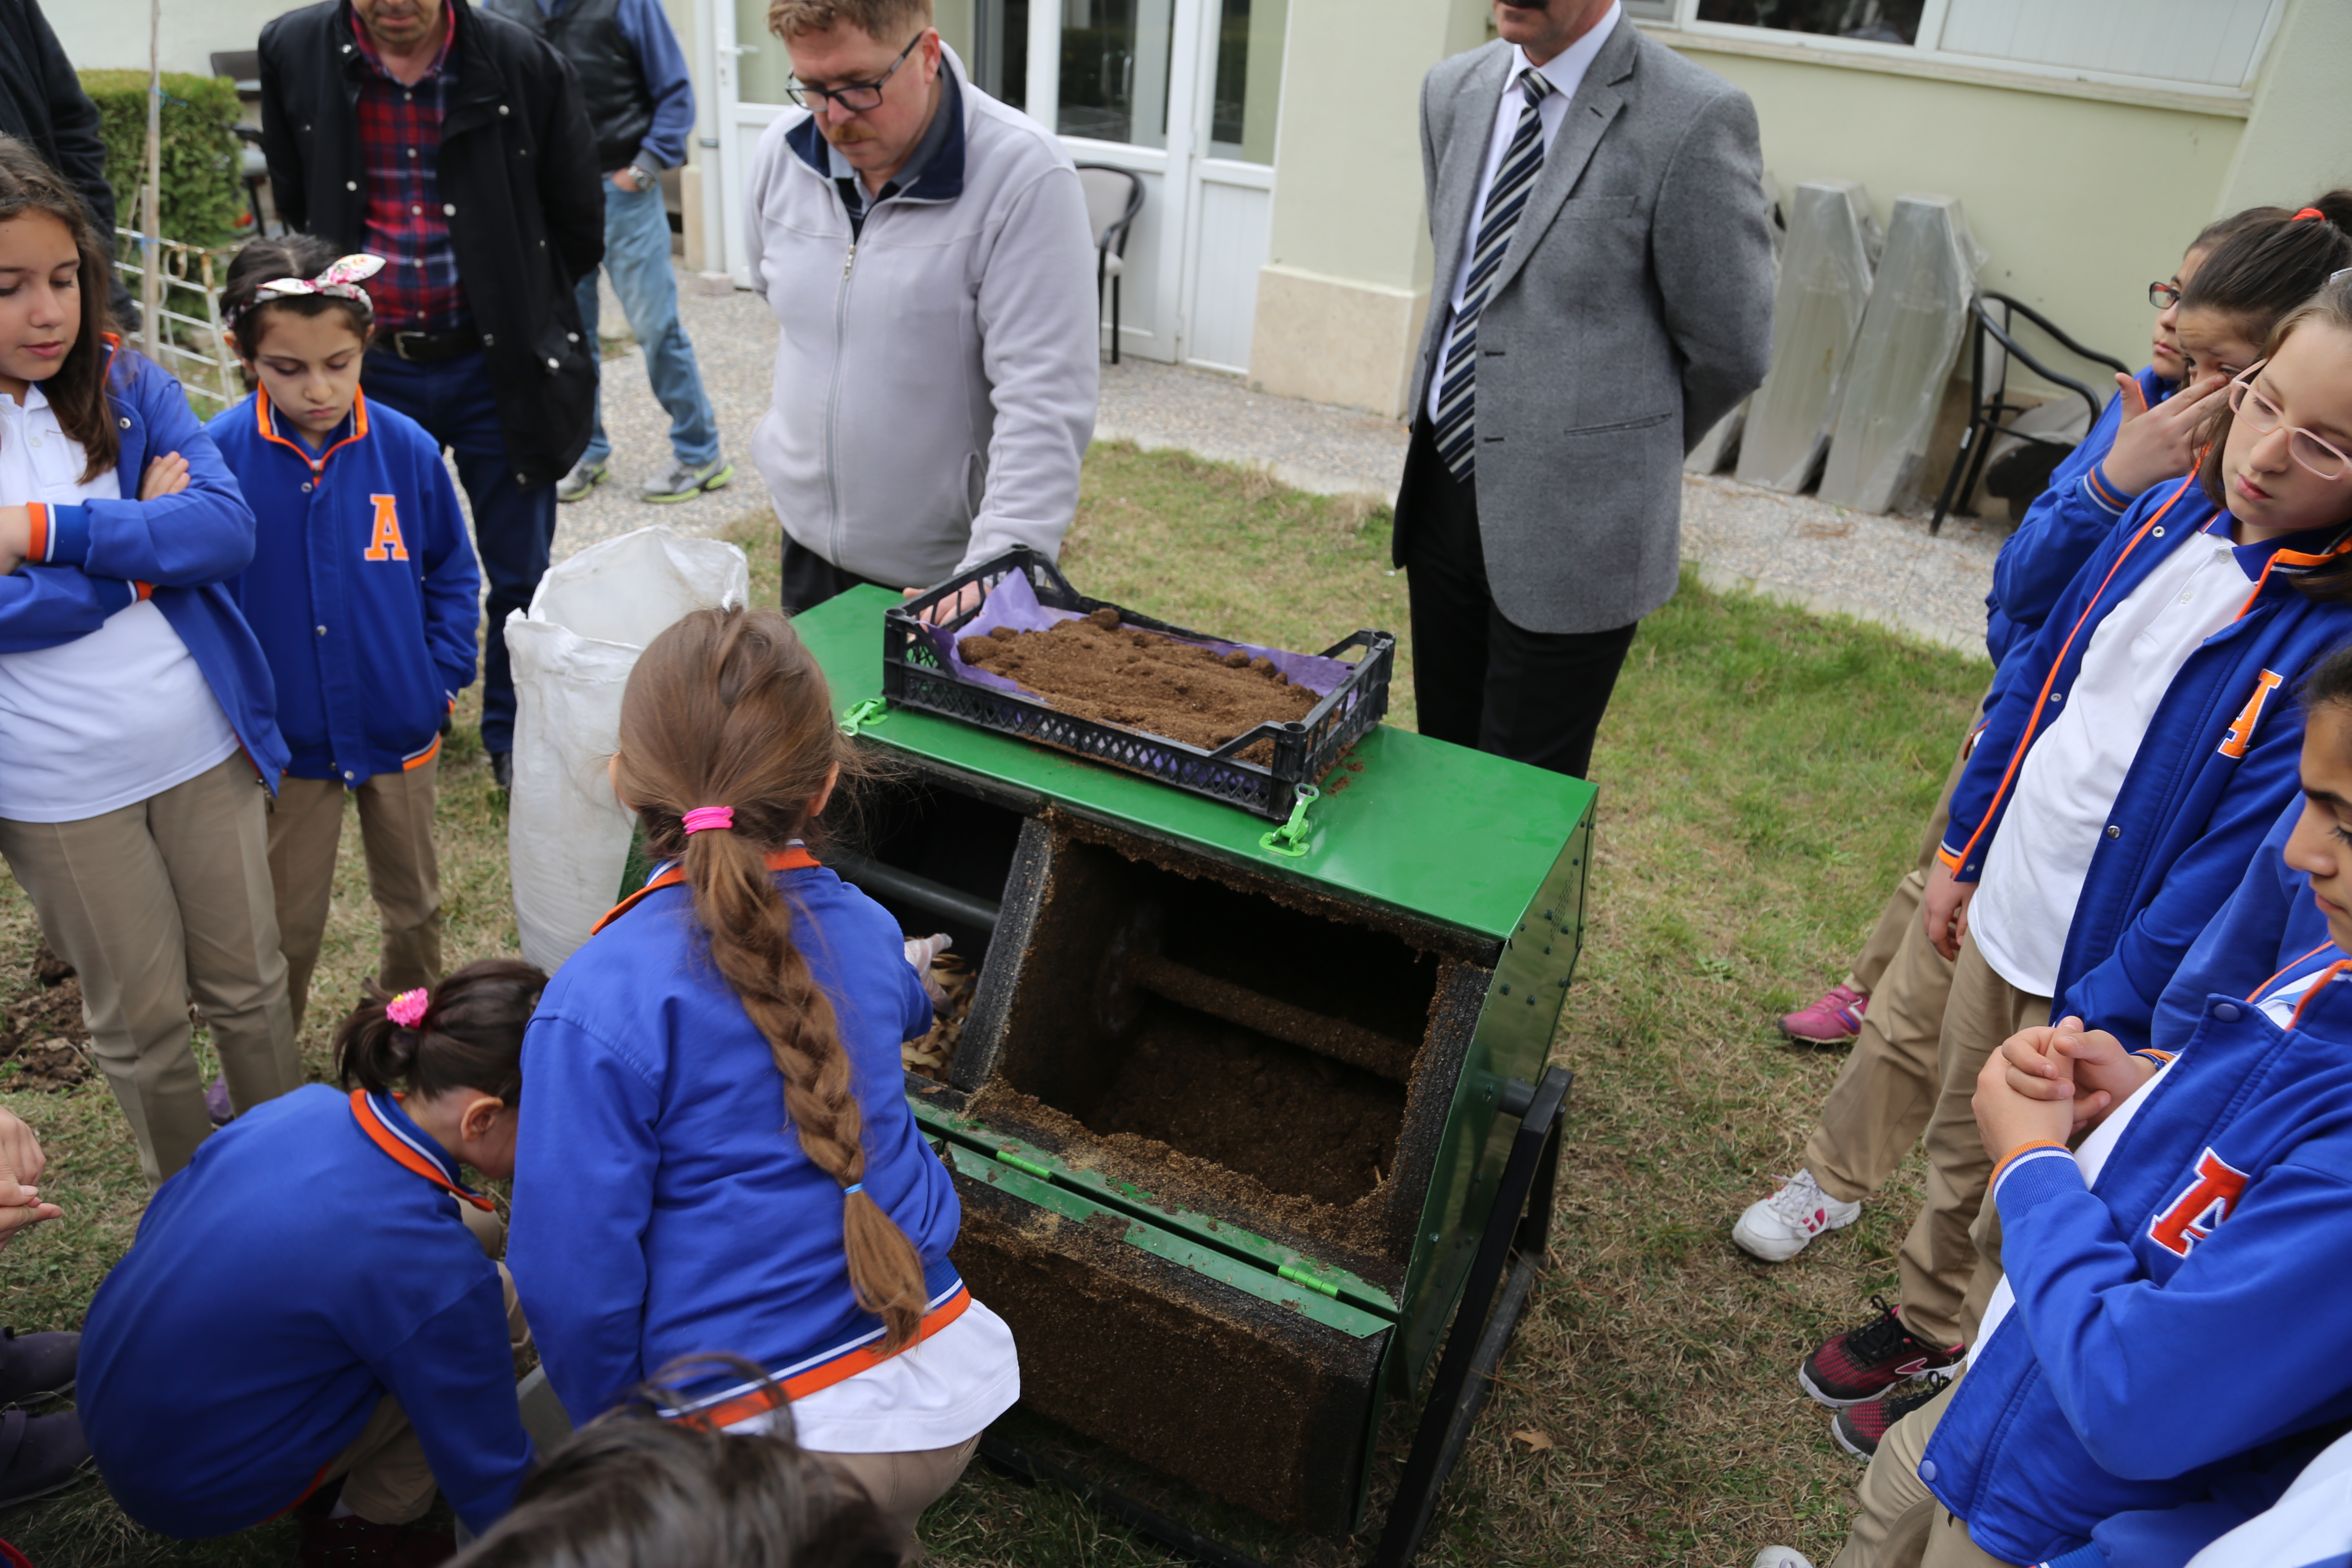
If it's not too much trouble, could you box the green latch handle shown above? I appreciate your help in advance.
[839,698,888,737]
[1258,784,1320,858]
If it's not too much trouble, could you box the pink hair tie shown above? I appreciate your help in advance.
[386,989,430,1029]
[682,806,735,834]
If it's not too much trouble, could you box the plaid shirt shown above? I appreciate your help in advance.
[349,6,469,332]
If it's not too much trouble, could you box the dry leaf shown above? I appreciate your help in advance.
[1510,1428,1554,1452]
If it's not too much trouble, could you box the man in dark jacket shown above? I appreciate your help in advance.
[0,0,137,326]
[259,0,603,783]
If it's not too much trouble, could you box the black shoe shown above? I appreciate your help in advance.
[1831,1370,1952,1458]
[490,751,512,791]
[0,1409,90,1506]
[295,1508,454,1566]
[0,1329,76,1407]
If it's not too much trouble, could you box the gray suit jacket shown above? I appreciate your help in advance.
[1396,23,1776,635]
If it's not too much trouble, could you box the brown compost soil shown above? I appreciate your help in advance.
[958,609,1317,763]
[1088,1006,1401,1207]
[1,946,93,1090]
[900,953,975,1082]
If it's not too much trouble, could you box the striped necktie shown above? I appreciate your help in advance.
[1432,68,1555,479]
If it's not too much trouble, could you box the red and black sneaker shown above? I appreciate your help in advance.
[1831,1371,1951,1458]
[1799,1296,1962,1409]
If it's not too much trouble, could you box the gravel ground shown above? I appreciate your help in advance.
[539,261,2000,652]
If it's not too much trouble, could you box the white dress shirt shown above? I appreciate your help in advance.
[1426,3,1623,429]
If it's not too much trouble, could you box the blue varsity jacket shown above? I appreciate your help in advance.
[1987,367,2175,665]
[1921,948,2352,1564]
[3,340,288,783]
[506,853,968,1424]
[1940,475,2352,1052]
[79,1084,533,1537]
[208,389,479,784]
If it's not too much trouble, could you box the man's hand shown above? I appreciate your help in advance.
[904,581,984,627]
[139,452,190,500]
[1975,1040,2076,1166]
[1922,860,1976,961]
[1995,1015,2150,1136]
[2101,372,2228,496]
[611,166,644,194]
[0,1108,47,1187]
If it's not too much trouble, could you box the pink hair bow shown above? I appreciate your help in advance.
[386,988,430,1029]
[253,253,386,316]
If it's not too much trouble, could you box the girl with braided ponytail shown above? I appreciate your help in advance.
[507,606,1017,1563]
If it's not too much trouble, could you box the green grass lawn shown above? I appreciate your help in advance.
[0,442,1988,1566]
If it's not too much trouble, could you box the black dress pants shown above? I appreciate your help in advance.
[781,537,896,616]
[1398,420,1638,781]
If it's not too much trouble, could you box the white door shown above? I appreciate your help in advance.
[706,0,1284,370]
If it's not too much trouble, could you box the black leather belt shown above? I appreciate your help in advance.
[373,327,482,364]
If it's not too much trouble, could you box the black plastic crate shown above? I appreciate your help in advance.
[882,547,1393,822]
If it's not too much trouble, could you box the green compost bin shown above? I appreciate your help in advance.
[794,587,1593,1539]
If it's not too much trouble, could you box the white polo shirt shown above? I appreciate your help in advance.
[0,386,239,823]
[1971,521,2254,998]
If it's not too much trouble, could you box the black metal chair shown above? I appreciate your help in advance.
[210,51,272,237]
[1073,164,1143,364]
[1930,289,2129,535]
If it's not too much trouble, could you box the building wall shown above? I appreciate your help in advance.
[56,0,292,76]
[1242,1,2336,420]
[1243,0,1486,416]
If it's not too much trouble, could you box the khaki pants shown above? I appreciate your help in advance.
[269,760,441,1034]
[1894,935,2047,1350]
[1830,1374,2017,1568]
[1844,713,1972,997]
[1805,714,1972,1205]
[812,1435,983,1565]
[327,1253,530,1525]
[0,754,299,1186]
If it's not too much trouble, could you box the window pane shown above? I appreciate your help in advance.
[1059,0,1174,149]
[1209,0,1285,164]
[1693,0,1925,45]
[734,0,800,105]
[968,0,1029,109]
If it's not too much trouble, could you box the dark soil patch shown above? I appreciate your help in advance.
[959,609,1317,761]
[1,946,93,1090]
[1085,1004,1401,1208]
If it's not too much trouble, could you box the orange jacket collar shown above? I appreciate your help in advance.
[590,846,824,935]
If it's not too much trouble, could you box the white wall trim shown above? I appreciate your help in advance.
[1637,22,2256,118]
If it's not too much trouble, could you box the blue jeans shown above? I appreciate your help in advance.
[361,348,558,756]
[576,177,720,469]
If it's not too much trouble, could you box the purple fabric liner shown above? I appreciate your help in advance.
[929,571,1356,710]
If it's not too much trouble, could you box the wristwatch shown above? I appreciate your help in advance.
[627,161,658,190]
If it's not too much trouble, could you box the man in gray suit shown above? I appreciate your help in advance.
[1396,0,1775,778]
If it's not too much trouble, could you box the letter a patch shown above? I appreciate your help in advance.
[2148,1147,2250,1258]
[363,495,409,561]
[2219,668,2283,758]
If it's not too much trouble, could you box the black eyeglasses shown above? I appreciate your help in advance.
[2149,280,2182,309]
[787,32,922,112]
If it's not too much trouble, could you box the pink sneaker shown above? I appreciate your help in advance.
[1779,984,1867,1046]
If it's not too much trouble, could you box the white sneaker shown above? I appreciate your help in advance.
[1732,1170,1861,1262]
[1752,1550,1816,1568]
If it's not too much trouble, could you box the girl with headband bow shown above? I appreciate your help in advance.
[0,137,301,1192]
[507,606,1018,1563]
[208,233,482,1036]
[79,960,551,1561]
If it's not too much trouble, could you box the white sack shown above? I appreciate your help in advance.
[507,526,750,972]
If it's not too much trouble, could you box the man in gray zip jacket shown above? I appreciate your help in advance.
[748,0,1099,612]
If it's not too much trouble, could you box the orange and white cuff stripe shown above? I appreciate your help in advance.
[1990,1139,2072,1201]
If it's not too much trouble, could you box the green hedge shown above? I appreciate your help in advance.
[76,70,244,250]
